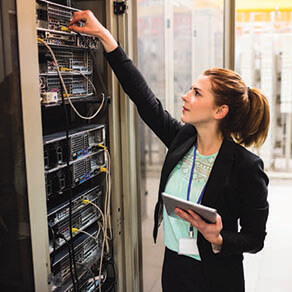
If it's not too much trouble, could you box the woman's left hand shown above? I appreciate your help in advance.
[175,208,223,246]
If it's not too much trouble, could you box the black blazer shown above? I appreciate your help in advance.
[105,47,269,292]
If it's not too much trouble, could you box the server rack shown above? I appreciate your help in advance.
[35,1,115,291]
[1,0,143,291]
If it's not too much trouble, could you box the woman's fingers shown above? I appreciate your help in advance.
[68,11,86,26]
[68,10,101,35]
[175,208,223,244]
[175,208,200,226]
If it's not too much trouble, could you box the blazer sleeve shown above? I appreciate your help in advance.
[218,157,269,257]
[104,46,182,148]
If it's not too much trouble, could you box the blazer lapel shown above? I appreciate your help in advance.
[201,138,235,207]
[160,135,196,192]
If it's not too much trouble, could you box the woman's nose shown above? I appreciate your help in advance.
[181,91,190,102]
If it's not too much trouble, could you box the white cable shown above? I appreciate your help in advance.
[72,229,99,244]
[98,226,106,292]
[37,38,105,120]
[97,148,111,292]
[84,200,105,229]
[104,149,112,241]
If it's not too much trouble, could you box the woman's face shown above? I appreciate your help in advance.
[181,75,219,128]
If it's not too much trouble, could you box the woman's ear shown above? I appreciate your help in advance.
[215,104,229,120]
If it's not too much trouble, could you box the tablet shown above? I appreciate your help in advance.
[162,192,217,224]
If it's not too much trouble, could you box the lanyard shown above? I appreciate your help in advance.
[186,145,205,204]
[187,145,206,237]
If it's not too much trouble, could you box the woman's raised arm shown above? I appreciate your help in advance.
[68,10,118,53]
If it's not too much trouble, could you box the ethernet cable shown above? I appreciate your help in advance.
[72,227,100,244]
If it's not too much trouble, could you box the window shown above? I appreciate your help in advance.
[137,1,224,291]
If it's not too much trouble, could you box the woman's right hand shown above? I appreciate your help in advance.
[68,10,118,52]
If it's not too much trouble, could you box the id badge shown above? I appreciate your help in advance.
[178,238,199,255]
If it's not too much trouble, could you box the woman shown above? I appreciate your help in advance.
[69,11,270,292]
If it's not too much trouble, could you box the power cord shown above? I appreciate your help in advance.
[59,79,80,291]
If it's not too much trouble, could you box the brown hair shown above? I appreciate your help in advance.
[203,68,270,148]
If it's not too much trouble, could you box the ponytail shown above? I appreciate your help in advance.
[234,88,270,147]
[203,68,270,148]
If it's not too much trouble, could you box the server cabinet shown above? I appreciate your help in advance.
[0,0,143,291]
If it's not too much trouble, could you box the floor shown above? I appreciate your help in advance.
[142,173,292,292]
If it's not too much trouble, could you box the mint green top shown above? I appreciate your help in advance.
[163,146,218,260]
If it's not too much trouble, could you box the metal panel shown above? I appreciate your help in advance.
[106,0,143,291]
[16,0,50,291]
[224,0,235,69]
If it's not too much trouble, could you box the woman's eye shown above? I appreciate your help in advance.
[194,89,200,96]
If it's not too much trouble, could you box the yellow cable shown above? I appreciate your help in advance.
[97,144,107,149]
[60,26,70,32]
[60,67,71,71]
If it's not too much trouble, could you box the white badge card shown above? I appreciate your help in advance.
[178,238,199,255]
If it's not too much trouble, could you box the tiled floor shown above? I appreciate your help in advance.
[142,174,292,292]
